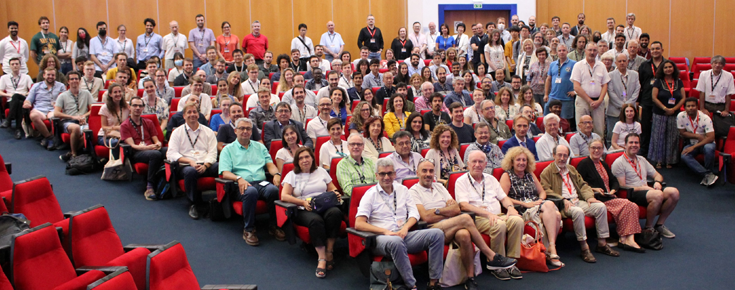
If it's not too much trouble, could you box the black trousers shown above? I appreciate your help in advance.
[7,94,28,130]
[176,163,219,204]
[640,106,654,156]
[293,206,343,247]
[132,148,167,183]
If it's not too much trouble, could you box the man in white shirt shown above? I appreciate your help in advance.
[536,113,574,161]
[696,55,735,115]
[305,97,332,144]
[311,45,331,73]
[89,21,120,76]
[424,22,440,59]
[281,73,318,108]
[456,151,523,281]
[241,64,260,96]
[316,71,342,101]
[0,21,30,75]
[611,133,679,239]
[178,76,213,120]
[291,23,314,64]
[166,102,218,219]
[162,21,188,70]
[600,18,617,47]
[571,43,610,138]
[678,98,719,186]
[337,62,353,89]
[319,21,344,62]
[623,13,642,42]
[569,115,602,156]
[289,85,317,125]
[354,158,444,290]
[410,158,516,290]
[351,47,370,68]
[0,57,33,138]
[408,22,426,57]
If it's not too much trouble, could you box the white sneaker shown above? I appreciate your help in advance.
[705,173,718,186]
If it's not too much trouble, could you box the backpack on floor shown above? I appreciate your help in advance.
[152,165,172,200]
[712,113,735,138]
[369,261,407,290]
[65,154,97,175]
[635,229,663,250]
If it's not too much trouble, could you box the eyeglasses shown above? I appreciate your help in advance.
[130,104,144,108]
[319,103,332,107]
[276,109,290,113]
[348,142,364,147]
[236,127,252,131]
[580,121,593,125]
[590,146,604,151]
[361,108,371,112]
[377,171,395,177]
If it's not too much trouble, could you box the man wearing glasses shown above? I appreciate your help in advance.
[220,117,283,246]
[121,97,165,200]
[306,97,333,144]
[569,115,603,156]
[336,133,376,197]
[263,102,312,149]
[387,131,423,182]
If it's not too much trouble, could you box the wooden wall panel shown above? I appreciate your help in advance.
[4,0,55,76]
[292,0,332,47]
[109,0,154,48]
[543,0,583,28]
[627,0,670,57]
[333,0,370,58]
[714,0,735,56]
[670,0,714,59]
[205,0,250,45]
[536,0,549,27]
[158,0,206,58]
[56,0,107,44]
[371,0,407,57]
[250,0,293,59]
[583,0,626,33]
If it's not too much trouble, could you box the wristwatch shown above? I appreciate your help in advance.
[435,208,441,215]
[274,173,281,176]
[235,176,242,182]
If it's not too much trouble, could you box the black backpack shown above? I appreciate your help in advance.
[0,213,31,248]
[65,154,97,175]
[712,114,735,138]
[369,261,407,290]
[635,229,663,250]
[151,165,172,200]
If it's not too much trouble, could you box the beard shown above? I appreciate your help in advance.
[640,42,648,49]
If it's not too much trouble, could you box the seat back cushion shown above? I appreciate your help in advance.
[70,207,125,266]
[12,177,64,227]
[147,243,200,290]
[12,225,77,289]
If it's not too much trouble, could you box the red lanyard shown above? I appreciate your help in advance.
[664,79,675,94]
[367,27,376,38]
[399,39,406,47]
[623,154,643,181]
[9,40,21,54]
[651,63,657,77]
[688,113,699,133]
[560,170,574,196]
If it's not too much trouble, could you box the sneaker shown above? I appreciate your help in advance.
[700,175,708,185]
[0,119,9,128]
[40,137,48,147]
[486,253,517,270]
[46,138,55,150]
[507,266,523,280]
[269,226,286,241]
[188,205,200,220]
[59,152,72,162]
[491,268,510,280]
[655,224,675,239]
[705,173,719,187]
[243,230,260,246]
[464,277,478,290]
[144,188,157,201]
[426,282,442,290]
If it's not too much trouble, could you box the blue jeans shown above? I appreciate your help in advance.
[325,53,335,63]
[606,116,618,147]
[373,228,444,287]
[681,143,716,176]
[368,51,381,61]
[98,136,120,159]
[193,57,207,69]
[239,181,279,231]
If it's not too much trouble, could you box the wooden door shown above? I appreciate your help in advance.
[444,10,511,33]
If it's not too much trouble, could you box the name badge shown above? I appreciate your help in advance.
[622,91,627,97]
[370,38,376,43]
[396,218,405,228]
[101,51,108,56]
[191,150,203,157]
[650,79,655,85]
[590,81,595,86]
[401,48,407,53]
[555,77,562,84]
[668,98,676,105]
[143,48,148,53]
[224,48,230,53]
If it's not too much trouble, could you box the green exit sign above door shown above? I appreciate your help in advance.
[474,3,483,9]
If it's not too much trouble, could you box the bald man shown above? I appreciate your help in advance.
[162,21,188,70]
[319,21,344,62]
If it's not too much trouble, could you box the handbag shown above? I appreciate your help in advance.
[594,192,617,202]
[635,229,663,250]
[516,221,549,272]
[369,261,406,290]
[0,213,30,249]
[440,243,481,287]
[101,137,132,181]
[308,191,341,215]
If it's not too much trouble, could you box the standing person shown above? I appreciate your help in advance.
[623,13,642,42]
[556,23,573,49]
[625,40,646,72]
[648,60,685,168]
[425,22,440,59]
[435,24,455,51]
[607,54,640,145]
[89,22,120,77]
[114,25,135,63]
[391,27,413,60]
[320,21,344,62]
[56,27,74,74]
[601,18,617,45]
[408,22,426,58]
[697,55,735,116]
[484,29,505,81]
[0,21,30,75]
[637,41,665,156]
[357,14,384,60]
[242,21,268,65]
[292,23,314,65]
[29,16,59,65]
[0,57,33,139]
[470,23,488,73]
[216,21,239,65]
[637,33,651,60]
[121,96,166,200]
[571,43,609,137]
[678,98,719,186]
[527,47,549,107]
[162,21,188,70]
[188,14,216,68]
[455,23,470,59]
[136,18,163,71]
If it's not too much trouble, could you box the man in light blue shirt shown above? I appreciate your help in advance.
[544,44,576,121]
[24,67,66,149]
[136,18,164,71]
[89,21,120,76]
[188,14,216,68]
[319,21,344,62]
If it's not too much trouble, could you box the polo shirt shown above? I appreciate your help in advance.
[306,115,330,140]
[611,154,657,188]
[695,70,735,104]
[547,58,576,102]
[320,31,345,55]
[121,117,158,145]
[242,34,269,60]
[55,90,94,117]
[569,59,611,100]
[188,27,216,56]
[569,132,602,156]
[219,139,272,182]
[162,33,188,60]
[409,182,453,211]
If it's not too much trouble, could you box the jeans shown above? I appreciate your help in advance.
[239,181,279,231]
[60,62,73,75]
[176,163,219,204]
[681,143,716,176]
[373,228,444,287]
[368,52,381,61]
[132,148,167,183]
[606,116,618,147]
[193,57,207,69]
[325,53,335,63]
[98,136,120,159]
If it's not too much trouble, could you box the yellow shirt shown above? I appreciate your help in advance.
[105,67,138,88]
[383,111,411,138]
[504,40,516,73]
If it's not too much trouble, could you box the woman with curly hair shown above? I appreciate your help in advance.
[424,124,464,184]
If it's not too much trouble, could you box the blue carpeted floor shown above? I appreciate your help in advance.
[2,128,734,289]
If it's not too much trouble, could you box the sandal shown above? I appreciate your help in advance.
[547,254,564,267]
[326,250,335,271]
[316,259,327,278]
[655,163,662,169]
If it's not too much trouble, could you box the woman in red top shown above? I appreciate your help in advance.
[216,21,239,65]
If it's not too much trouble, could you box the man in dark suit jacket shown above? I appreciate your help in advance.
[500,115,538,160]
[263,102,314,149]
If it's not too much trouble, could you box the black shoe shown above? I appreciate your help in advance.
[426,282,442,290]
[14,130,21,140]
[188,205,200,220]
[618,243,646,253]
[507,266,523,280]
[40,137,48,147]
[464,277,478,290]
[486,253,517,270]
[0,120,9,128]
[59,152,72,162]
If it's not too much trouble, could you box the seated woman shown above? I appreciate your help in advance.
[424,124,464,185]
[212,79,236,108]
[516,85,543,118]
[406,113,430,153]
[329,87,351,125]
[37,54,68,85]
[576,139,644,252]
[463,89,486,124]
[499,147,563,267]
[383,94,412,138]
[319,118,348,170]
[462,71,476,92]
[276,68,296,93]
[98,83,130,158]
[209,97,232,132]
[472,63,493,84]
[349,101,371,135]
[494,87,518,122]
[280,147,342,278]
[611,104,642,150]
[362,87,381,116]
[140,79,169,132]
[409,74,424,99]
[275,124,303,173]
[362,116,394,161]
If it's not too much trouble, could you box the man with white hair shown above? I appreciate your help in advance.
[336,134,377,197]
[571,43,609,137]
[623,13,642,42]
[536,113,574,161]
[626,40,646,72]
[569,115,602,156]
[696,55,735,115]
[354,157,445,290]
[319,21,344,62]
[444,77,473,108]
[424,22,440,59]
[606,53,640,144]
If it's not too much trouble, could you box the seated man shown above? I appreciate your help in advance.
[519,105,542,136]
[78,61,104,100]
[387,131,423,181]
[290,85,318,124]
[24,67,66,150]
[463,122,504,173]
[611,133,679,239]
[315,71,341,101]
[248,88,277,131]
[105,52,138,88]
[137,59,162,88]
[101,69,137,103]
[121,97,166,200]
[448,102,475,144]
[456,151,523,280]
[354,158,444,290]
[444,77,473,108]
[263,102,313,149]
[540,144,618,263]
[218,101,259,152]
[410,158,516,290]
[219,117,284,246]
[305,68,328,91]
[180,70,213,96]
[0,57,34,139]
[173,58,195,86]
[282,73,318,108]
[55,71,94,160]
[570,115,603,156]
[166,97,208,141]
[501,115,538,160]
[305,97,333,144]
[178,76,213,120]
[245,78,280,110]
[536,113,574,161]
[241,64,261,96]
[166,102,219,219]
[375,72,396,105]
[336,133,377,197]
[422,93,451,132]
[543,99,571,134]
[478,100,512,144]
[205,59,228,84]
[678,97,718,186]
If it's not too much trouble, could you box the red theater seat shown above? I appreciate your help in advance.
[86,268,137,290]
[9,176,70,233]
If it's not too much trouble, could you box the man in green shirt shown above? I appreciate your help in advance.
[219,117,284,246]
[29,16,59,65]
[336,133,376,197]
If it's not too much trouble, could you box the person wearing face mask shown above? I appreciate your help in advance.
[89,21,120,77]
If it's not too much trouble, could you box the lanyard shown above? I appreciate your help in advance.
[467,173,486,201]
[224,35,232,46]
[117,39,126,52]
[650,62,659,78]
[83,78,94,91]
[233,63,244,72]
[560,169,574,197]
[711,72,722,92]
[69,91,82,112]
[353,158,367,183]
[296,106,305,123]
[9,40,21,54]
[10,76,19,90]
[331,140,344,155]
[619,73,628,92]
[98,36,107,47]
[172,34,179,48]
[247,79,257,92]
[399,39,407,48]
[144,34,152,47]
[380,189,400,217]
[664,79,676,94]
[40,32,47,40]
[623,153,643,181]
[129,117,145,141]
[557,59,567,77]
[688,113,699,133]
[368,136,382,151]
[185,126,200,148]
[586,62,594,78]
[367,26,377,38]
[342,76,352,88]
[626,27,635,40]
[155,85,166,99]
[328,32,336,43]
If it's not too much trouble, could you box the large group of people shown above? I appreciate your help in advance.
[1,10,731,290]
